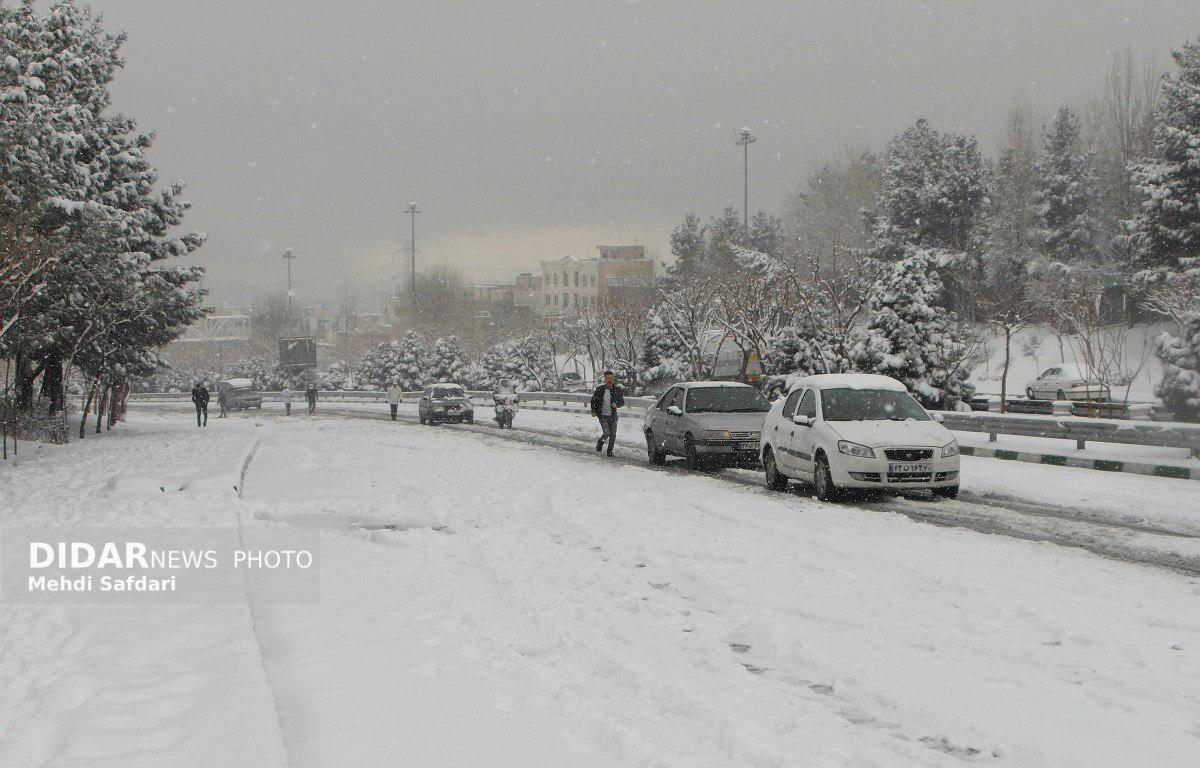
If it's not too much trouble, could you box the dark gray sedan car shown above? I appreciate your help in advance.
[419,383,474,425]
[643,382,770,468]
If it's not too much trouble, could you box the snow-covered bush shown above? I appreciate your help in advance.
[481,334,556,390]
[1155,313,1200,421]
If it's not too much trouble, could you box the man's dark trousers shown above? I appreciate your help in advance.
[195,403,208,427]
[596,413,617,455]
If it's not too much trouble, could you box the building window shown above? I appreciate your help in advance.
[553,294,559,306]
[574,272,579,287]
[544,294,550,305]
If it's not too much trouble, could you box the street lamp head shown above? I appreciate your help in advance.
[735,127,757,146]
[405,202,420,215]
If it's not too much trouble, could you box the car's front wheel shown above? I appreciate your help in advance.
[814,454,841,502]
[683,434,702,470]
[1025,387,1035,400]
[763,448,788,491]
[646,431,666,465]
[1056,389,1066,401]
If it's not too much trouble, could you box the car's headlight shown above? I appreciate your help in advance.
[704,430,732,440]
[838,440,875,458]
[941,441,960,457]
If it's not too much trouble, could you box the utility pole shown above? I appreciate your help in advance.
[735,127,757,238]
[280,248,296,309]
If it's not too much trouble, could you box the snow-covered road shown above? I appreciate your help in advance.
[5,410,1200,766]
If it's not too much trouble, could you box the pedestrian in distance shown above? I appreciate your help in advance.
[190,381,210,427]
[217,386,229,418]
[590,370,624,457]
[305,384,318,414]
[386,385,402,421]
[280,385,294,415]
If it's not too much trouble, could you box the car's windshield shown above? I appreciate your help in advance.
[819,388,930,422]
[685,386,770,414]
[431,386,464,399]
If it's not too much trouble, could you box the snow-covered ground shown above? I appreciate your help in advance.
[5,409,1200,766]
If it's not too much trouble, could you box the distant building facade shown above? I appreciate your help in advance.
[536,244,655,316]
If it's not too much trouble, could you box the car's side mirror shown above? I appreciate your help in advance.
[792,414,813,427]
[666,405,683,417]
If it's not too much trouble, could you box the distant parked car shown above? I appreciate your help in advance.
[759,374,961,501]
[216,378,262,411]
[419,383,474,424]
[643,381,770,468]
[1024,365,1111,402]
[558,371,590,392]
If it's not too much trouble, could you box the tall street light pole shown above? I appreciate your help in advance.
[735,127,757,238]
[280,248,296,309]
[405,202,419,295]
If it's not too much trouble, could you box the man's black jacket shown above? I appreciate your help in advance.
[590,384,625,416]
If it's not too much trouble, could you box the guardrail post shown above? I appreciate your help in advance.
[1076,438,1085,451]
[989,431,997,443]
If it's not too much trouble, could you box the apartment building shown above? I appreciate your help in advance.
[536,244,656,316]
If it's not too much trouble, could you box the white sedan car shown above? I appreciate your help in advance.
[760,374,961,501]
[1024,364,1111,402]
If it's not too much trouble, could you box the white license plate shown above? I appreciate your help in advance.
[738,442,757,451]
[888,463,932,474]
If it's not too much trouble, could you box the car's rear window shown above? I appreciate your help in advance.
[432,386,465,398]
[685,386,770,414]
[819,388,930,422]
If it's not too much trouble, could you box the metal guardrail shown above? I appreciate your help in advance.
[937,410,1200,454]
[130,390,1199,456]
[969,394,1156,420]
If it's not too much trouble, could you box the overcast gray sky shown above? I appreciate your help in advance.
[93,0,1195,309]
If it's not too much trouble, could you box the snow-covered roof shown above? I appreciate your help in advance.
[787,373,908,392]
[221,378,255,389]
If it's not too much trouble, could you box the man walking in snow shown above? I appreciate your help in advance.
[280,386,294,415]
[590,370,624,457]
[386,385,402,420]
[305,384,318,414]
[190,382,210,427]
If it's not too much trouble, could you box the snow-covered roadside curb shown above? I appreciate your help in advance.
[958,441,1200,480]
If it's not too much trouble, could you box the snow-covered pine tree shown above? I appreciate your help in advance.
[427,335,472,383]
[867,119,990,262]
[1033,107,1101,267]
[1122,39,1200,282]
[1,1,204,423]
[355,331,431,391]
[1154,312,1200,420]
[852,249,974,407]
[666,213,705,280]
[639,302,689,385]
